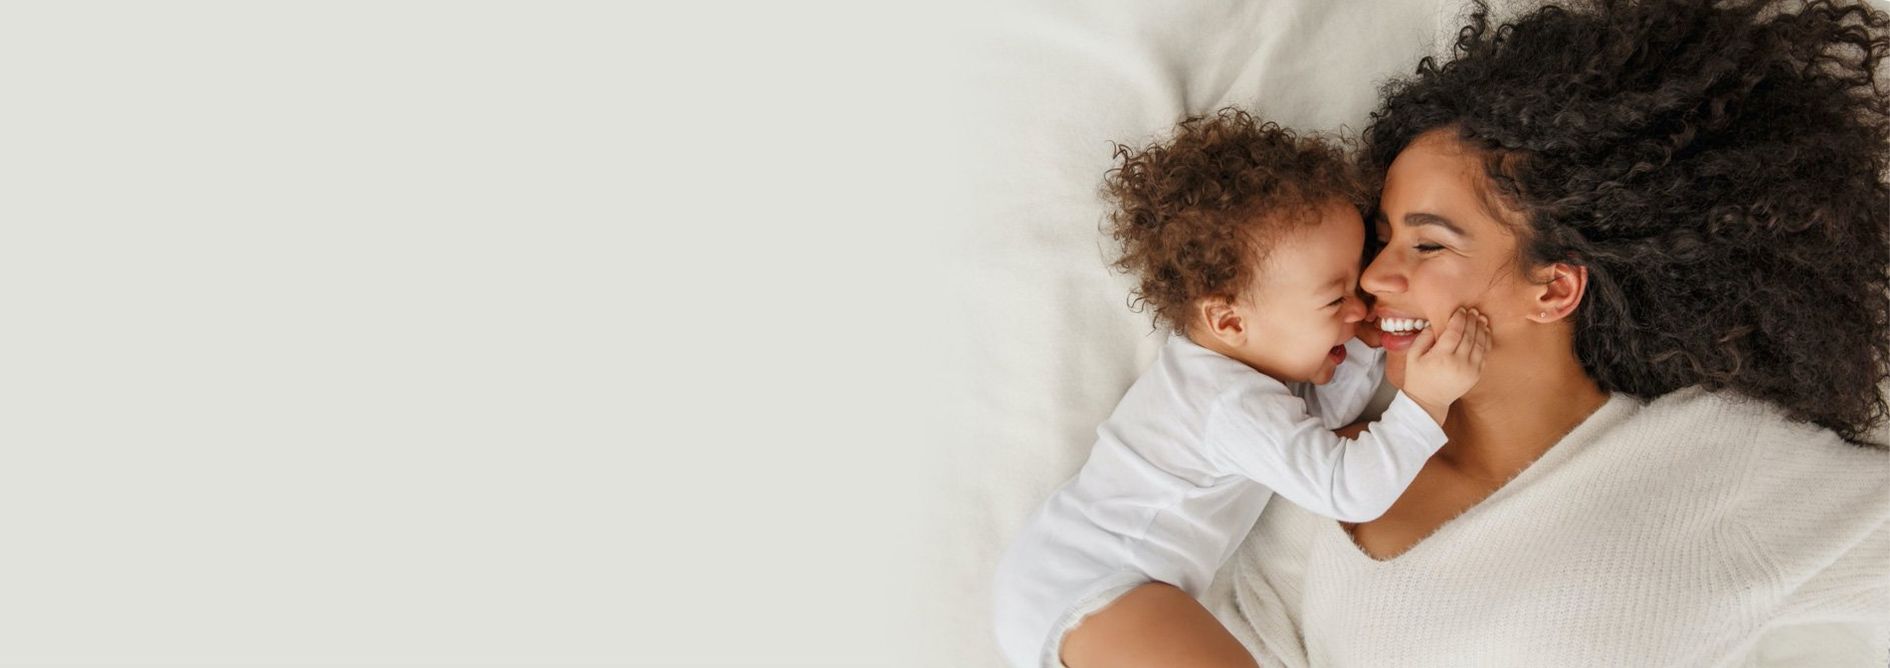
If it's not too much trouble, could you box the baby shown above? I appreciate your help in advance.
[992,109,1490,668]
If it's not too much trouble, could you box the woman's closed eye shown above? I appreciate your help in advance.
[1413,242,1445,253]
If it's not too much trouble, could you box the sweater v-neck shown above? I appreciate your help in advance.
[1328,392,1639,565]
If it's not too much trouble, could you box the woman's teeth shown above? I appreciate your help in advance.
[1378,317,1430,334]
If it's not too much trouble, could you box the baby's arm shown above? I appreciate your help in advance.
[1207,387,1443,522]
[1205,308,1488,522]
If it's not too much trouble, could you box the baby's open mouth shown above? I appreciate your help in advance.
[1377,317,1431,335]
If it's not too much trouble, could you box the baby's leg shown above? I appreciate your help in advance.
[1059,582,1259,668]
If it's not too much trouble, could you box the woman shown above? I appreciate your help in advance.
[1204,0,1890,664]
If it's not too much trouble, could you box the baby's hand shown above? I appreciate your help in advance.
[1401,307,1490,423]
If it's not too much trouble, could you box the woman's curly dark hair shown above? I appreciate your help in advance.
[1105,108,1368,334]
[1362,0,1890,443]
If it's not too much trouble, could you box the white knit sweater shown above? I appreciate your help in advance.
[1206,387,1890,667]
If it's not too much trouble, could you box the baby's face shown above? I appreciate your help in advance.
[1231,202,1369,384]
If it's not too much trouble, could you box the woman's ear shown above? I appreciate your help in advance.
[1196,296,1247,346]
[1531,262,1587,323]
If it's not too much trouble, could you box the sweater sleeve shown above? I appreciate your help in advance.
[1739,621,1890,667]
[1749,514,1890,657]
[1740,523,1890,666]
[1200,382,1447,523]
[1732,415,1890,659]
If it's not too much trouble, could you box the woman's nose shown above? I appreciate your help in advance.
[1361,251,1404,297]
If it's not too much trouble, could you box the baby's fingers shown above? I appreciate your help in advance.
[1409,319,1439,355]
[1452,309,1483,355]
[1468,313,1491,366]
[1434,308,1469,354]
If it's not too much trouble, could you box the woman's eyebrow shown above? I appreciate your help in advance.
[1404,212,1467,236]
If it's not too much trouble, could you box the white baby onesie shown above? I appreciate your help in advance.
[991,334,1447,668]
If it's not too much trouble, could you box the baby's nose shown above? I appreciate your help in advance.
[1342,294,1368,322]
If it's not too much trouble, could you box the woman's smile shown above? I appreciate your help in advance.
[1369,308,1432,352]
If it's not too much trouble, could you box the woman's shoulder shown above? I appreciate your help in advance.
[1650,387,1890,561]
[1637,386,1890,459]
[1604,386,1889,522]
[1652,385,1886,467]
[1609,388,1890,608]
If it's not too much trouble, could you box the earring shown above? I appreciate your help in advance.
[1539,312,1549,319]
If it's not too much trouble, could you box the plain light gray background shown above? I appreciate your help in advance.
[2,1,967,665]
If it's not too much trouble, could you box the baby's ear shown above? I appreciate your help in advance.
[1195,295,1246,344]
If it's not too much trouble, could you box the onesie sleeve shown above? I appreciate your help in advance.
[1199,382,1447,523]
[1308,338,1385,427]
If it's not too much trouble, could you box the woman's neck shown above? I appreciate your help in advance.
[1436,346,1610,483]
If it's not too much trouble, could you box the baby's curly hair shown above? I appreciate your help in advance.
[1362,0,1890,442]
[1104,108,1368,335]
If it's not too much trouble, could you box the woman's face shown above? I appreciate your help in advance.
[1362,129,1543,388]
